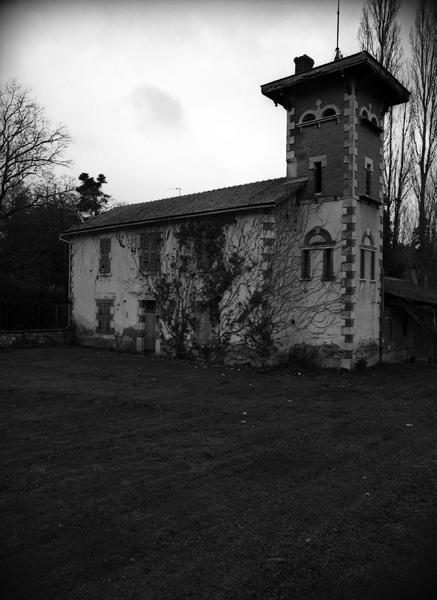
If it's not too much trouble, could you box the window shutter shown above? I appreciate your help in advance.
[140,232,161,273]
[301,250,310,279]
[323,248,333,280]
[139,234,149,272]
[150,234,161,272]
[370,251,376,280]
[360,249,366,279]
[99,238,111,274]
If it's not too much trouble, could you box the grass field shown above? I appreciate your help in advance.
[1,346,437,599]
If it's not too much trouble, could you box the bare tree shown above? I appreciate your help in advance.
[410,0,437,284]
[358,0,413,265]
[0,81,71,221]
[358,0,402,74]
[391,102,412,246]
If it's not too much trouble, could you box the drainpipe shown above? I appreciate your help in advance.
[379,261,384,364]
[59,234,72,328]
[433,305,437,365]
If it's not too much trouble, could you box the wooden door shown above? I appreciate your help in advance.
[144,300,156,352]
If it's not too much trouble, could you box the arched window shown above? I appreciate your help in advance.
[360,231,376,281]
[361,109,369,119]
[371,116,378,126]
[322,107,336,118]
[302,113,316,122]
[304,228,332,246]
[302,228,335,281]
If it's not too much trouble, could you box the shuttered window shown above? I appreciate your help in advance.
[301,249,311,279]
[96,299,113,333]
[322,248,334,280]
[140,232,161,274]
[99,238,111,274]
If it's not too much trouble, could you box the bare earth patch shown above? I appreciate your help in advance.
[1,347,437,599]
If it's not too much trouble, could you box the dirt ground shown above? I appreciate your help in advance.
[1,346,437,600]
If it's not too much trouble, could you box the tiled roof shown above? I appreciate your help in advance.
[64,177,307,236]
[384,277,437,306]
[261,51,410,108]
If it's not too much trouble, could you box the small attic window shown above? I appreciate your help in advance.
[322,108,336,118]
[302,113,316,122]
[371,117,378,125]
[362,109,369,119]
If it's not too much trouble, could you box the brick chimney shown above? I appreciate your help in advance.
[294,54,314,74]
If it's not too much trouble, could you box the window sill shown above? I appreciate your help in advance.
[297,115,341,129]
[98,272,111,278]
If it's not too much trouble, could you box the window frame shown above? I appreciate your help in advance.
[302,112,316,123]
[302,228,335,282]
[322,247,334,281]
[359,231,376,282]
[314,161,322,193]
[96,298,114,334]
[99,238,111,275]
[139,231,162,274]
[365,164,372,196]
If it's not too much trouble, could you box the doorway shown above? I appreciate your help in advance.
[144,300,156,352]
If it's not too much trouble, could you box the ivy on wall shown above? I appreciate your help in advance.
[152,216,275,363]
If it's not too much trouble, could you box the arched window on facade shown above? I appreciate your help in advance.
[301,228,335,281]
[359,231,376,281]
[302,113,316,123]
[322,107,336,118]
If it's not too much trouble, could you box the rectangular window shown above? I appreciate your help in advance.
[360,249,366,279]
[365,164,372,196]
[322,248,334,280]
[314,161,322,193]
[140,232,161,274]
[145,300,156,312]
[96,299,113,333]
[301,249,311,279]
[99,238,111,274]
[370,251,376,280]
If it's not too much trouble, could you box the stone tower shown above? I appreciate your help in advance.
[261,51,409,368]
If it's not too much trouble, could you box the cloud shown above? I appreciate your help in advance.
[129,84,185,132]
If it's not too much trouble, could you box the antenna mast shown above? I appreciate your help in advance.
[334,0,343,61]
[169,187,182,197]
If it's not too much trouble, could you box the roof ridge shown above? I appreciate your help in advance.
[116,176,288,211]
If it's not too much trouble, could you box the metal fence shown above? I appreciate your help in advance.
[0,301,69,330]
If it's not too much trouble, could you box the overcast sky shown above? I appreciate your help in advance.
[0,0,418,206]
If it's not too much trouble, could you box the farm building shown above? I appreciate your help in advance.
[62,50,416,368]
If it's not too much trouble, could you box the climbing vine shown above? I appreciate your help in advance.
[152,215,275,363]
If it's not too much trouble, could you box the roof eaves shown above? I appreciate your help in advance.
[64,177,307,237]
[63,200,278,237]
[262,50,409,106]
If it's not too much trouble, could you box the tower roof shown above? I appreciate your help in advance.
[261,51,410,109]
